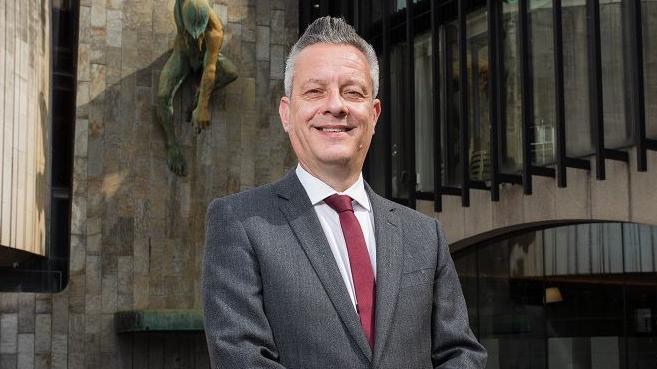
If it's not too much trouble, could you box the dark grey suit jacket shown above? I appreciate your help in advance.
[203,170,486,369]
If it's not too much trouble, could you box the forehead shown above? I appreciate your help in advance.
[293,43,371,84]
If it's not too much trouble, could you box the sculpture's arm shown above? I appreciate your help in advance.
[192,11,224,129]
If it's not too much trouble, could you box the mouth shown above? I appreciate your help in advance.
[315,126,354,133]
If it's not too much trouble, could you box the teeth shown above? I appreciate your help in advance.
[321,128,346,132]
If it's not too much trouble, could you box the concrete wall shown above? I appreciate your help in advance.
[420,149,657,249]
[0,0,50,259]
[0,0,298,368]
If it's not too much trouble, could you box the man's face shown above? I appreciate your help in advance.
[279,43,381,175]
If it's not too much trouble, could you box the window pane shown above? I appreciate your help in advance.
[501,2,523,174]
[391,43,409,199]
[643,0,657,139]
[441,21,464,186]
[562,0,594,157]
[600,0,633,149]
[414,33,434,192]
[467,8,491,182]
[530,0,556,166]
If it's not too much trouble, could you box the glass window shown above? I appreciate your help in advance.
[501,1,523,174]
[391,43,409,199]
[643,0,657,139]
[454,222,657,369]
[414,33,434,193]
[440,21,464,186]
[466,8,491,182]
[562,0,594,157]
[530,0,557,166]
[600,0,633,149]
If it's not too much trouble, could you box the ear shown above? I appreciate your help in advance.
[371,98,382,134]
[279,96,291,132]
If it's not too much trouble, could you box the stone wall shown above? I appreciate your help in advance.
[0,0,298,368]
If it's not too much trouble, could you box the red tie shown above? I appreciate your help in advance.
[324,194,376,348]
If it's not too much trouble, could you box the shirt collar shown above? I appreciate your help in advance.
[295,164,371,211]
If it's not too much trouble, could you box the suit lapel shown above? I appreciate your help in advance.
[366,186,403,367]
[274,171,373,360]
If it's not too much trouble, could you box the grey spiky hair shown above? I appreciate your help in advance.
[283,16,379,98]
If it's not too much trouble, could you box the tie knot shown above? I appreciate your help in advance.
[324,194,354,213]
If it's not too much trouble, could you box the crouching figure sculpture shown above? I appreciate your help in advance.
[156,0,238,176]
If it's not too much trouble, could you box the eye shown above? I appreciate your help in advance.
[344,90,365,99]
[304,88,324,97]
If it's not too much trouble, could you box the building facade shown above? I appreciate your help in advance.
[0,0,656,368]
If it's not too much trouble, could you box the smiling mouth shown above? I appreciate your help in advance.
[317,127,353,133]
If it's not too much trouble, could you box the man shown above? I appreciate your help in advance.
[203,16,486,369]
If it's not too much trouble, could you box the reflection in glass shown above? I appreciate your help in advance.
[562,0,594,157]
[466,9,491,181]
[415,33,434,192]
[501,2,523,174]
[454,222,657,369]
[643,0,657,139]
[390,43,408,199]
[600,0,633,148]
[441,21,463,186]
[530,0,556,166]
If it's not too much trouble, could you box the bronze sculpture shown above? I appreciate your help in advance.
[156,0,238,176]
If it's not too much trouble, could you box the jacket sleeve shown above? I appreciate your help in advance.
[431,220,488,369]
[202,198,287,369]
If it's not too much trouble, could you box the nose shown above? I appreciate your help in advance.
[324,89,348,117]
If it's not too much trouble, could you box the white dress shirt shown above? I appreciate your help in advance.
[295,165,377,310]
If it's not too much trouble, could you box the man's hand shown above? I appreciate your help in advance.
[192,105,210,133]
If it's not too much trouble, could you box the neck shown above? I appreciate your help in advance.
[299,162,361,193]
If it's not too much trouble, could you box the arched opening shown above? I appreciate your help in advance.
[454,222,657,369]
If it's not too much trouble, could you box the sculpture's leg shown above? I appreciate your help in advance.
[212,53,239,92]
[156,49,190,176]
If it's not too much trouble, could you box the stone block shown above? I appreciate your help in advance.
[68,275,86,314]
[51,334,67,369]
[79,7,92,44]
[34,296,51,315]
[17,334,34,369]
[77,44,91,82]
[99,314,118,353]
[464,189,493,239]
[51,293,68,335]
[256,0,270,26]
[523,175,556,223]
[591,159,630,221]
[555,167,591,220]
[492,183,525,230]
[101,274,118,314]
[435,195,465,245]
[228,4,246,23]
[270,45,286,80]
[68,313,85,353]
[17,294,35,333]
[213,4,228,24]
[106,10,122,48]
[241,41,256,77]
[270,10,285,45]
[238,77,256,112]
[107,0,124,10]
[34,314,51,354]
[117,256,133,295]
[90,27,108,64]
[256,26,270,61]
[242,6,256,42]
[71,195,87,236]
[86,255,102,295]
[0,314,18,353]
[0,294,18,313]
[76,81,90,119]
[90,64,106,101]
[68,352,84,369]
[90,0,106,28]
[629,150,657,225]
[33,354,50,369]
[0,354,16,369]
[272,0,286,10]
